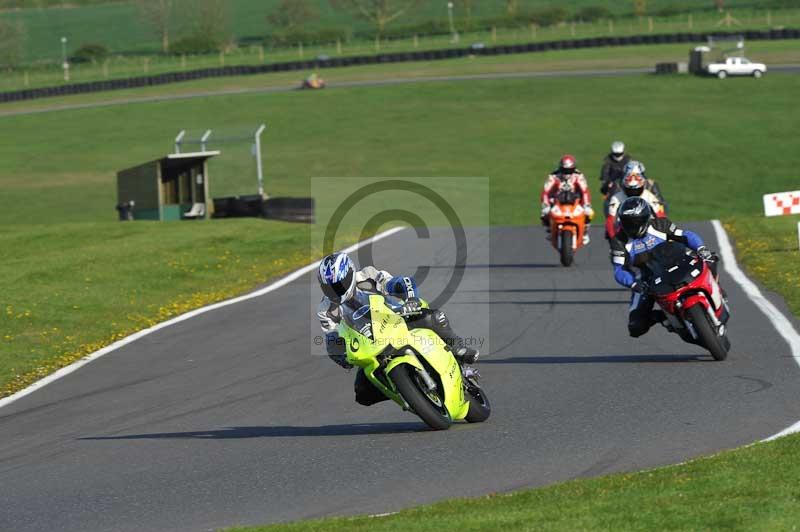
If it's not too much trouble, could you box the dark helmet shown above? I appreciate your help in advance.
[618,197,653,238]
[317,252,356,303]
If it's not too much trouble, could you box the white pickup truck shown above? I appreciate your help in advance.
[707,57,767,79]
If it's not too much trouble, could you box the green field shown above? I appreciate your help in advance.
[2,69,799,226]
[1,39,799,115]
[2,0,799,91]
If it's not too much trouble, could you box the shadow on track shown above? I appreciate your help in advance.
[461,288,628,294]
[453,300,629,306]
[427,263,560,269]
[79,423,425,441]
[483,354,708,364]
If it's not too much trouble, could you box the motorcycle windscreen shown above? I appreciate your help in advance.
[648,241,701,296]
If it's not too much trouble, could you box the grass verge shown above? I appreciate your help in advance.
[724,215,800,318]
[230,432,800,531]
[0,220,321,397]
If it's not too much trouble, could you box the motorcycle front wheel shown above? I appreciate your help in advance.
[390,365,452,430]
[687,305,728,361]
[560,230,574,267]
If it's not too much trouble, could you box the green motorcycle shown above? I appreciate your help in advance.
[338,293,491,430]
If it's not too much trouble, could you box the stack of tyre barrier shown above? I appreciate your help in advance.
[2,28,798,104]
[212,196,314,223]
[655,62,679,74]
[263,197,315,223]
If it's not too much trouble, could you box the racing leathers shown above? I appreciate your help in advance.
[600,152,631,197]
[540,169,594,226]
[317,266,477,406]
[606,189,666,238]
[610,218,711,337]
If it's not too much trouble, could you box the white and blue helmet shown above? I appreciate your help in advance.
[318,252,356,303]
[623,160,646,178]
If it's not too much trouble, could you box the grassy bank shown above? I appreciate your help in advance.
[2,72,799,225]
[725,215,800,316]
[0,220,320,397]
[232,432,800,531]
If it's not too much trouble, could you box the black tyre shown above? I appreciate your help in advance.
[390,364,451,430]
[560,230,574,267]
[687,305,728,361]
[464,382,491,423]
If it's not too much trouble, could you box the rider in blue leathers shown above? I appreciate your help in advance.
[609,197,716,338]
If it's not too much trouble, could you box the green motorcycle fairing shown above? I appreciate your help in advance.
[337,293,469,420]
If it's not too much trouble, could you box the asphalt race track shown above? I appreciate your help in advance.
[2,223,800,532]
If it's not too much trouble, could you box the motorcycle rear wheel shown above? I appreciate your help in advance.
[687,305,728,361]
[390,365,452,430]
[560,231,574,267]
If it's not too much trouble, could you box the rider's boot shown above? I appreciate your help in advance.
[650,309,674,332]
[454,346,479,365]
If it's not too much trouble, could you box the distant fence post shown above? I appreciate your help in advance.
[570,22,576,36]
[337,39,343,54]
[219,51,225,66]
[413,34,418,48]
[181,55,187,69]
[375,35,380,51]
[688,14,693,30]
[298,42,304,58]
[143,57,150,73]
[103,59,109,78]
[608,19,614,33]
[23,71,29,87]
[491,26,497,43]
[259,45,265,62]
[767,10,772,26]
[648,17,654,32]
[530,23,537,39]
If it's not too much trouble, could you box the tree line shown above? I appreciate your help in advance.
[1,0,798,68]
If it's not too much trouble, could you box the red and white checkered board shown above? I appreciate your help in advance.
[763,191,800,217]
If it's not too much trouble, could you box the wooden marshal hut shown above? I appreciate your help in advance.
[116,151,219,221]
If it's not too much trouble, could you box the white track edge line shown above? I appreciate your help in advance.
[0,226,406,411]
[711,220,800,441]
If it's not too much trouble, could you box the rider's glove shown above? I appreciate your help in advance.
[631,281,649,295]
[584,204,594,218]
[697,246,715,262]
[398,297,424,317]
[540,204,551,219]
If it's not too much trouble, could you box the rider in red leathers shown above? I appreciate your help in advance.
[540,154,595,244]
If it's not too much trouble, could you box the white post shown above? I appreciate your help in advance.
[255,124,267,197]
[797,221,800,251]
[200,129,212,152]
[174,130,186,154]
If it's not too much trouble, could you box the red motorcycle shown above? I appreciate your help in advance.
[645,242,731,360]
